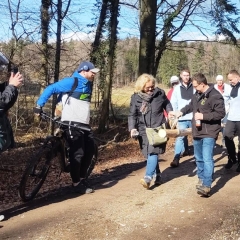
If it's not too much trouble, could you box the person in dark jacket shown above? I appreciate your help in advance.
[0,66,23,221]
[176,73,225,197]
[128,73,174,189]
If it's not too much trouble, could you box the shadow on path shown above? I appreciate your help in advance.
[1,160,147,221]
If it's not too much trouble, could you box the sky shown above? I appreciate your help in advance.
[0,0,240,43]
[0,0,139,42]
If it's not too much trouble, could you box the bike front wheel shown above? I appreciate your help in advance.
[19,146,52,201]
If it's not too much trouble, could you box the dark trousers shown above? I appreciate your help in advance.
[224,120,240,161]
[64,128,95,183]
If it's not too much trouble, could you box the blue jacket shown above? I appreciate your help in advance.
[37,71,92,107]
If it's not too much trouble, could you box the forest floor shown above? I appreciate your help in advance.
[0,125,240,240]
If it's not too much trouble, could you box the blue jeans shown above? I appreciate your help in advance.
[193,138,216,188]
[145,154,159,179]
[174,120,192,159]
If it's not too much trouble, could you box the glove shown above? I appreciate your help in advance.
[33,106,42,115]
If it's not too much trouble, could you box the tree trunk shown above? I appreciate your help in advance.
[90,0,108,64]
[37,0,51,127]
[89,0,108,118]
[97,0,119,133]
[40,0,51,88]
[49,0,71,133]
[138,0,156,75]
[50,0,63,133]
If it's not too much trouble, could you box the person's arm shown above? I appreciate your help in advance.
[36,77,76,107]
[128,94,139,137]
[164,97,173,113]
[0,72,23,113]
[203,94,226,121]
[178,98,193,117]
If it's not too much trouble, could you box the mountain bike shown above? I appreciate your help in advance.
[19,112,97,202]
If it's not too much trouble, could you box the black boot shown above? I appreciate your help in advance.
[170,158,179,168]
[225,138,237,169]
[180,150,189,158]
[225,157,237,169]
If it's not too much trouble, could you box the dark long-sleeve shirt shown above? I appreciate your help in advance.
[181,85,225,139]
[0,82,18,115]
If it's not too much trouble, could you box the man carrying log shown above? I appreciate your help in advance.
[174,73,225,197]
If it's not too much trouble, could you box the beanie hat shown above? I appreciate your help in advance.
[170,76,179,84]
[216,75,223,81]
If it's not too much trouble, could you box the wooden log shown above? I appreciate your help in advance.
[158,128,192,138]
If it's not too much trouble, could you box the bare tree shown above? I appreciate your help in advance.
[41,0,51,88]
[134,0,240,76]
[97,0,120,133]
[90,0,109,64]
[138,0,156,75]
[49,0,71,132]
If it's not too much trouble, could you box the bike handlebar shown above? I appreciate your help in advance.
[40,112,91,132]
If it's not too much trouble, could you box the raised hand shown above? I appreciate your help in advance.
[9,72,24,88]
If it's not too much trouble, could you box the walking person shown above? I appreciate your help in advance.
[34,61,99,193]
[175,73,225,197]
[128,73,174,189]
[170,68,195,167]
[224,70,240,171]
[214,74,231,148]
[167,75,180,100]
[0,52,24,221]
[164,75,179,123]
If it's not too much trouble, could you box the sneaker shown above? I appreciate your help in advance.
[154,175,162,185]
[170,158,179,168]
[140,177,151,189]
[197,185,210,197]
[225,158,237,169]
[73,179,94,194]
[0,215,4,221]
[196,179,203,189]
[81,179,95,194]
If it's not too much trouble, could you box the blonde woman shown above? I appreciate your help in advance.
[128,74,174,189]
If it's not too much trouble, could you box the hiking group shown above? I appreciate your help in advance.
[0,54,240,221]
[128,68,240,197]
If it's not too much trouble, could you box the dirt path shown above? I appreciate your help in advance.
[1,141,240,240]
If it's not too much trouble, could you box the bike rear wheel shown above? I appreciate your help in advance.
[19,145,52,202]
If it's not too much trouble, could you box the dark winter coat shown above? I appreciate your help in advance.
[128,87,173,158]
[0,82,18,151]
[180,85,225,139]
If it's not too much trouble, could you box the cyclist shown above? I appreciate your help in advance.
[0,51,24,220]
[33,61,99,194]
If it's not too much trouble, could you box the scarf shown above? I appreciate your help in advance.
[230,82,240,98]
[138,92,153,115]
